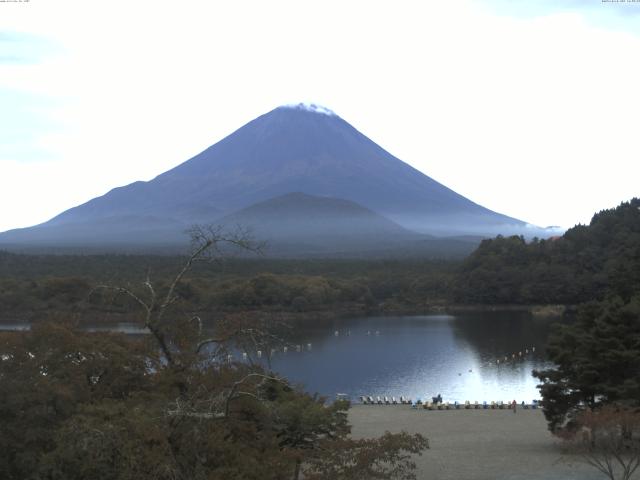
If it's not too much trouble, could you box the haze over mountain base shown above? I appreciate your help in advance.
[0,104,560,256]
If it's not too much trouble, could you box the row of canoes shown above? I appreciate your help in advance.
[360,396,540,409]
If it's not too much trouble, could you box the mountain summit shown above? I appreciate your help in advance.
[0,104,530,252]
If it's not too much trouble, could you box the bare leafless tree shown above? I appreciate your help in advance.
[93,225,264,367]
[91,225,297,420]
[166,372,288,420]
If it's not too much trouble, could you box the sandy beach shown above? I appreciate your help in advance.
[348,405,606,480]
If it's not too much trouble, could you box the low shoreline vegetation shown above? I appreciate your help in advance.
[0,321,429,480]
[0,254,459,324]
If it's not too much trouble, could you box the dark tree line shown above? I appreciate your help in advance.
[454,198,640,305]
[0,254,456,324]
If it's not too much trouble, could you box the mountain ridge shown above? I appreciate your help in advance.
[0,104,540,254]
[42,105,526,232]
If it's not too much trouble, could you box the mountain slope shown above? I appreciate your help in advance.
[0,103,532,252]
[219,192,417,255]
[223,192,415,237]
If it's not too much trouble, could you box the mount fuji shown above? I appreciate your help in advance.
[0,103,535,255]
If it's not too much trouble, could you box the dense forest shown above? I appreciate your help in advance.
[0,254,456,324]
[454,198,640,305]
[1,199,639,326]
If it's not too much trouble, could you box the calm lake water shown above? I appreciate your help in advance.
[262,312,557,404]
[2,311,558,404]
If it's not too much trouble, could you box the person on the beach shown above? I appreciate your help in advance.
[512,399,517,413]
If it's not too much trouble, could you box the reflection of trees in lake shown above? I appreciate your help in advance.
[449,311,559,361]
[270,313,561,361]
[246,313,555,400]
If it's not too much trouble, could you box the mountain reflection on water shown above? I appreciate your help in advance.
[260,313,557,403]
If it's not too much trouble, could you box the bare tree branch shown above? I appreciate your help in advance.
[92,285,153,327]
[89,225,262,370]
[195,337,225,354]
[224,373,288,418]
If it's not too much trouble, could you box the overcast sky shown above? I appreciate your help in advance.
[1,0,639,233]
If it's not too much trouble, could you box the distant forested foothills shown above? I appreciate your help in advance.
[2,199,639,325]
[0,254,457,324]
[453,198,640,306]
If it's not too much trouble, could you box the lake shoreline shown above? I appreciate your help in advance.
[0,303,568,328]
[3,313,555,416]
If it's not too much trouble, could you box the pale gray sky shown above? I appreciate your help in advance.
[1,0,639,232]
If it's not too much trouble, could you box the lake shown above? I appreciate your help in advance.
[1,311,558,404]
[260,312,557,404]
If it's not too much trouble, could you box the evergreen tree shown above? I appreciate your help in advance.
[534,295,640,432]
[454,198,640,305]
